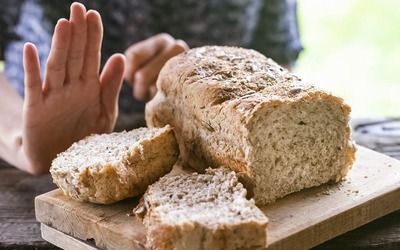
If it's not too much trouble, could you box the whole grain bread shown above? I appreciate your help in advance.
[133,167,268,250]
[146,46,357,205]
[50,125,179,204]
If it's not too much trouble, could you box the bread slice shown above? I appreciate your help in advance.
[50,125,179,204]
[133,167,268,250]
[146,46,357,205]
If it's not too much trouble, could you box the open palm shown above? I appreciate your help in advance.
[22,3,125,174]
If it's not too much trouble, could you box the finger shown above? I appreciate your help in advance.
[82,10,102,79]
[66,2,87,81]
[124,33,177,84]
[133,41,187,101]
[100,54,125,118]
[23,43,42,106]
[176,39,190,51]
[43,18,71,92]
[149,85,157,100]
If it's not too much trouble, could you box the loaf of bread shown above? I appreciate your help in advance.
[146,46,357,205]
[50,125,179,204]
[133,167,268,250]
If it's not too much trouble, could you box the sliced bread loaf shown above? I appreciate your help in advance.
[146,46,357,205]
[50,125,179,204]
[133,167,268,250]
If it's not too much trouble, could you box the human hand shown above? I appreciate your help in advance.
[124,33,189,101]
[22,3,125,174]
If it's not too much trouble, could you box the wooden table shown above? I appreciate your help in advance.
[1,118,400,250]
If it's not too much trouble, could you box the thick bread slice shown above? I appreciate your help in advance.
[50,125,179,204]
[146,46,357,205]
[134,167,268,250]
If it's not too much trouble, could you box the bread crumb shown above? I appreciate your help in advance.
[322,189,331,195]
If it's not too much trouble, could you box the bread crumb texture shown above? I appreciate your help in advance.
[146,45,357,205]
[50,125,179,204]
[134,167,268,250]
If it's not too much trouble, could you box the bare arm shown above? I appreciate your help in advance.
[0,73,29,169]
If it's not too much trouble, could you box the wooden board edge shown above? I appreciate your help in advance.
[41,223,99,250]
[35,190,147,250]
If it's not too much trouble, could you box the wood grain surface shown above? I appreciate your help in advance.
[35,146,400,250]
[0,160,58,249]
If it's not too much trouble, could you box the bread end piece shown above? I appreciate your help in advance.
[50,125,179,204]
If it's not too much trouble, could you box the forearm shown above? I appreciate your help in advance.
[0,73,31,173]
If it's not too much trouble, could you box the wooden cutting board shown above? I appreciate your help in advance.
[35,146,400,250]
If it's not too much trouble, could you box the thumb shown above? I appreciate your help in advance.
[100,53,125,117]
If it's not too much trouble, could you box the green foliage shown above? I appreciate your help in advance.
[295,0,400,117]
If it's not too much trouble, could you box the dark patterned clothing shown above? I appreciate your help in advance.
[0,0,303,115]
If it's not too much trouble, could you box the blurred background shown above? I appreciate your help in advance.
[295,0,400,118]
[1,0,398,119]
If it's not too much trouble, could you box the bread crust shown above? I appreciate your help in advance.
[146,46,357,204]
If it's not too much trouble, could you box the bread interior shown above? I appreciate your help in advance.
[247,96,349,203]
